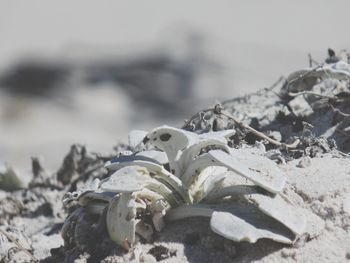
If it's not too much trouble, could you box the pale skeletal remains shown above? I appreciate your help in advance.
[62,125,306,250]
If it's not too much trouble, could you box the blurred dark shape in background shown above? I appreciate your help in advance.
[83,53,195,118]
[0,60,71,97]
[0,34,215,119]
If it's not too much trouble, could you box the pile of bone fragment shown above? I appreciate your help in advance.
[0,49,349,263]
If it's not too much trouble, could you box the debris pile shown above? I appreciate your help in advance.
[184,49,350,158]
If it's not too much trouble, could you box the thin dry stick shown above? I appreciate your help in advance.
[0,228,38,262]
[288,91,334,99]
[329,104,350,118]
[219,109,300,149]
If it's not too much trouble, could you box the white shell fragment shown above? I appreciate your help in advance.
[136,150,168,165]
[210,211,294,244]
[144,126,190,175]
[66,124,306,250]
[166,202,295,244]
[101,166,180,207]
[107,193,137,250]
[105,159,191,204]
[189,166,227,202]
[144,126,235,177]
[209,150,286,193]
[203,185,306,236]
[101,166,152,193]
[150,199,167,232]
[248,193,306,236]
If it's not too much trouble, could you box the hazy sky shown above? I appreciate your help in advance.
[0,0,349,66]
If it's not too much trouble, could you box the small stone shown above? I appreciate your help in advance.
[297,157,311,168]
[281,248,296,259]
[288,96,313,117]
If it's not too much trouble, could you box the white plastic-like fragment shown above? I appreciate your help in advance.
[78,191,116,206]
[178,139,230,178]
[105,154,162,170]
[104,160,190,203]
[189,166,227,202]
[181,153,215,187]
[248,193,306,236]
[204,185,258,201]
[100,166,180,207]
[208,150,286,193]
[166,203,295,244]
[150,199,167,232]
[101,166,151,193]
[145,126,191,175]
[145,126,234,177]
[204,185,306,236]
[107,193,137,250]
[136,150,168,165]
[210,211,294,244]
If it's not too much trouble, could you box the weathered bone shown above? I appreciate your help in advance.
[106,193,137,250]
[101,166,180,207]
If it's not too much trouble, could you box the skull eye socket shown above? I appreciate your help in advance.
[160,133,172,142]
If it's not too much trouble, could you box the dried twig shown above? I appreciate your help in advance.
[329,103,350,118]
[0,228,38,262]
[219,109,300,149]
[288,91,334,99]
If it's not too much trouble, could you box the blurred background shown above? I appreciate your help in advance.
[0,0,349,170]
